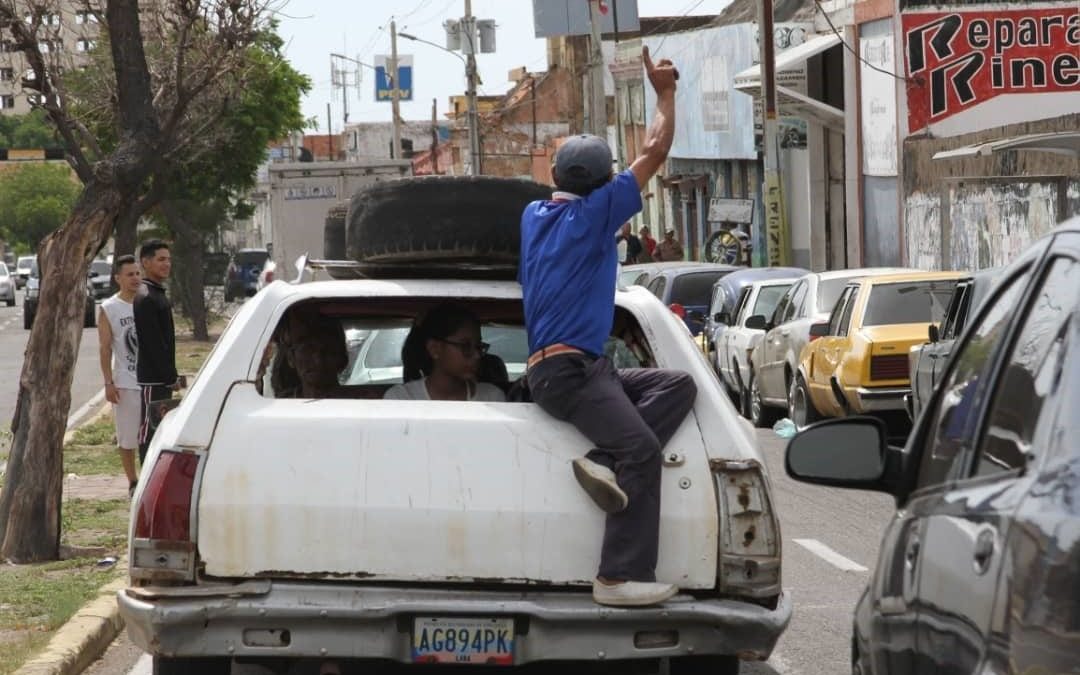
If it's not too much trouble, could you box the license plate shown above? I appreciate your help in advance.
[412,617,514,665]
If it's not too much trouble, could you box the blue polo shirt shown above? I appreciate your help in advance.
[519,170,643,356]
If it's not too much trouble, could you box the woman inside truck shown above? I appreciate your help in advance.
[385,303,506,402]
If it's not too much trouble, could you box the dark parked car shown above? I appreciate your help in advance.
[24,260,96,329]
[785,220,1080,674]
[224,248,269,301]
[905,268,1001,422]
[642,263,740,335]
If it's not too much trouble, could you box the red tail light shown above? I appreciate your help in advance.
[669,303,687,319]
[265,270,274,283]
[131,450,201,583]
[870,355,909,381]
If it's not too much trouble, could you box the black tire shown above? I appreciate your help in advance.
[749,374,780,428]
[789,374,821,430]
[23,309,32,330]
[5,298,13,307]
[323,200,350,263]
[345,176,552,272]
[669,654,739,675]
[152,657,230,675]
[738,367,753,419]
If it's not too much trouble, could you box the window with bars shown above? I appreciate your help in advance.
[0,68,13,82]
[76,39,96,52]
[0,95,15,109]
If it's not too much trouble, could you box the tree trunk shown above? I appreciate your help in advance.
[0,185,121,562]
[162,201,209,341]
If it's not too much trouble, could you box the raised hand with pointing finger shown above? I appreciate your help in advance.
[643,45,679,96]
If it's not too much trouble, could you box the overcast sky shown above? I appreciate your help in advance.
[275,0,732,130]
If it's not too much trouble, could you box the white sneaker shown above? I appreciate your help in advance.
[592,579,678,607]
[572,458,628,513]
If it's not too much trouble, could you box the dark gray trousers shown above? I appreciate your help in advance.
[527,354,697,581]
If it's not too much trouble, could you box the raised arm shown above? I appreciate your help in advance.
[97,307,118,404]
[630,46,678,190]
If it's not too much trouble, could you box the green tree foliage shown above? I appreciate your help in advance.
[0,163,79,249]
[0,111,59,149]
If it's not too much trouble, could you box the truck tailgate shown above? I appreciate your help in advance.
[197,384,719,588]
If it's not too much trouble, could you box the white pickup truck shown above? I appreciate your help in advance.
[118,179,790,675]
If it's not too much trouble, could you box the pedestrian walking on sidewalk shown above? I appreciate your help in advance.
[97,255,142,497]
[655,228,684,261]
[518,46,697,608]
[133,240,179,465]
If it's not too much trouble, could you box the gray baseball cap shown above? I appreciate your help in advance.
[554,135,613,185]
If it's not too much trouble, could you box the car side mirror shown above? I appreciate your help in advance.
[928,323,940,343]
[785,417,889,489]
[809,322,830,338]
[744,314,768,330]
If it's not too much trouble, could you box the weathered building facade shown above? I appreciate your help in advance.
[898,0,1080,271]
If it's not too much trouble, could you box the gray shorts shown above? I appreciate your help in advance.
[113,388,141,450]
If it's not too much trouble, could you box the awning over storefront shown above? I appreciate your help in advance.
[932,132,1080,160]
[733,33,844,133]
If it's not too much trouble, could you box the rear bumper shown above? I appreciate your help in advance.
[851,386,909,412]
[118,581,792,664]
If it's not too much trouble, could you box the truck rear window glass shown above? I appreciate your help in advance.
[751,284,791,321]
[817,278,848,313]
[671,271,732,306]
[863,281,958,327]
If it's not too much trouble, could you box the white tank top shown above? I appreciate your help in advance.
[101,294,139,390]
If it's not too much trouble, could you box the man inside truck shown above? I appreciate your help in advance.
[518,46,697,607]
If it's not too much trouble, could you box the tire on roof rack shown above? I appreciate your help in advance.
[323,200,349,261]
[344,176,552,278]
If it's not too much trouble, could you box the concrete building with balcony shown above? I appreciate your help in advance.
[0,3,102,115]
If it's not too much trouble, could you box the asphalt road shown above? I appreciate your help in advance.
[0,289,105,433]
[90,425,895,675]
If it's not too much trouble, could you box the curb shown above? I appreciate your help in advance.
[11,400,130,675]
[14,561,128,675]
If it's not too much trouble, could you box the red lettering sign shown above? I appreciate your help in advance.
[903,7,1080,132]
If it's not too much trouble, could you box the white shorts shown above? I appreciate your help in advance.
[113,388,142,450]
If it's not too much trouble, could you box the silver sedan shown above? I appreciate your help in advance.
[0,262,15,306]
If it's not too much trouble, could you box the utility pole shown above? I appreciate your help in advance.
[326,102,333,160]
[464,0,481,175]
[758,0,790,265]
[431,97,439,174]
[586,0,607,138]
[390,20,403,160]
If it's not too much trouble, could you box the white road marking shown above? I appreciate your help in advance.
[66,388,106,430]
[793,538,868,572]
[130,654,152,675]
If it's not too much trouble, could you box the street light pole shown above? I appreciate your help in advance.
[464,0,481,175]
[586,0,607,138]
[390,20,403,160]
[757,0,790,266]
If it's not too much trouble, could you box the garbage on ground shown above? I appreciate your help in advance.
[773,418,798,439]
[96,556,118,569]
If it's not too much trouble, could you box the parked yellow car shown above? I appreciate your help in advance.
[791,271,965,427]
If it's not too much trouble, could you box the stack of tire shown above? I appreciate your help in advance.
[324,176,553,279]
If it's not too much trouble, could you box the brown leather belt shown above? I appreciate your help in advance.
[527,343,584,370]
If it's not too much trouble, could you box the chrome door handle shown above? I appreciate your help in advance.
[904,538,920,570]
[973,530,995,575]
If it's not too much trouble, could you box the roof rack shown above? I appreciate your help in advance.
[291,255,364,283]
[290,254,519,283]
